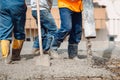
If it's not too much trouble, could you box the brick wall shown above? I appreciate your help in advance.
[25,7,106,29]
[25,7,107,40]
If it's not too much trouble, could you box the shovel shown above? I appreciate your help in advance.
[35,0,50,66]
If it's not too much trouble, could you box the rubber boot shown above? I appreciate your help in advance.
[11,39,24,61]
[0,40,11,64]
[68,44,79,60]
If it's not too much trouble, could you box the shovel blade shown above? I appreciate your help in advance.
[36,54,50,67]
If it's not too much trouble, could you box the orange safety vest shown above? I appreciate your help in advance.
[58,0,83,12]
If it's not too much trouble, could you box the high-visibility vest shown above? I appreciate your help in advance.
[58,0,83,12]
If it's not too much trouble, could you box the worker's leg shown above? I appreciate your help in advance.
[68,12,82,59]
[11,1,27,61]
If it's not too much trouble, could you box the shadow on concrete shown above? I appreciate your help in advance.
[57,49,67,54]
[21,53,40,60]
[58,49,87,59]
[78,55,87,59]
[102,42,115,62]
[92,42,115,67]
[92,56,107,67]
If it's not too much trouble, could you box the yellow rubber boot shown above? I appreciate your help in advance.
[0,40,11,64]
[11,39,24,61]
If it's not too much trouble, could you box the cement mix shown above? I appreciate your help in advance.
[0,41,120,80]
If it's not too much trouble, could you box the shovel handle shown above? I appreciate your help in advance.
[36,0,43,55]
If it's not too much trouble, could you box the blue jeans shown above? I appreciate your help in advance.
[0,0,27,40]
[32,10,57,51]
[52,8,82,50]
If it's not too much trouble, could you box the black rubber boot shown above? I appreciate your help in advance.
[68,44,78,59]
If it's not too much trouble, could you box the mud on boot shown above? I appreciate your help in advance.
[11,39,24,61]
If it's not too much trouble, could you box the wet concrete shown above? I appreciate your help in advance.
[0,41,120,80]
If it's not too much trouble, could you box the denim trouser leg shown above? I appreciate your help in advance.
[32,10,57,51]
[68,11,82,57]
[33,28,45,48]
[68,12,82,44]
[52,8,82,57]
[0,0,27,40]
[51,8,73,50]
[33,29,54,51]
[52,8,82,50]
[33,36,39,49]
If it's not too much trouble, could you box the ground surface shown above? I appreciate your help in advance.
[0,41,120,80]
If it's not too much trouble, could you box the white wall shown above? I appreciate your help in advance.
[94,0,120,41]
